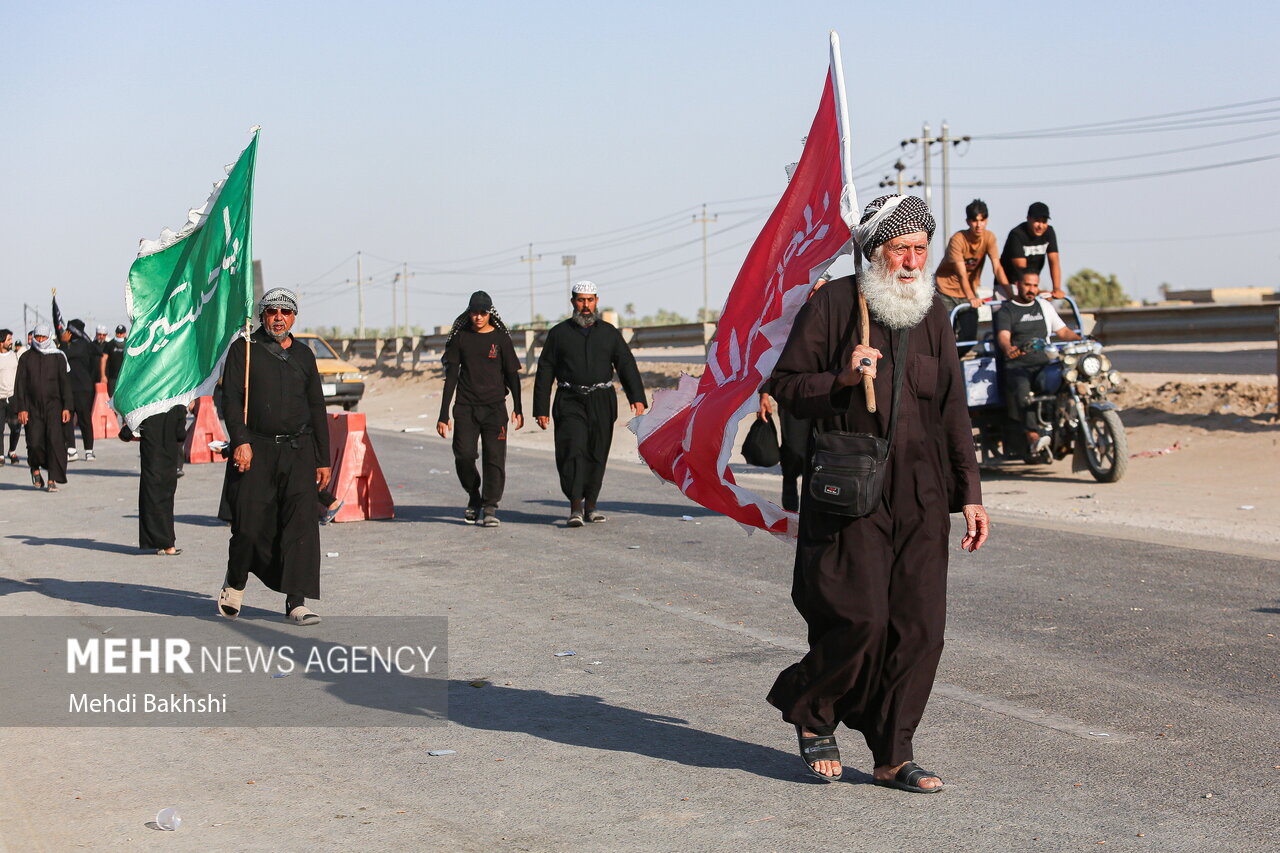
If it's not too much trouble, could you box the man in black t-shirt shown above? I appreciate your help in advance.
[437,291,523,527]
[993,272,1080,457]
[999,201,1063,300]
[58,319,98,460]
[100,324,128,396]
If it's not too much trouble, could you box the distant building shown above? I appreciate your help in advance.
[1159,286,1277,304]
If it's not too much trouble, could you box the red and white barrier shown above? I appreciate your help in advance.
[326,412,394,522]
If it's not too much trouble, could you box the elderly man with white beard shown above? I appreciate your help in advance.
[765,195,989,791]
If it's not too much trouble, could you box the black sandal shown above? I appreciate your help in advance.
[874,761,943,793]
[31,470,44,488]
[795,725,842,782]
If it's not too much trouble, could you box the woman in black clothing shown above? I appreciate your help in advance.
[436,291,523,526]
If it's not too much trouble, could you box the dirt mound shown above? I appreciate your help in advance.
[1113,380,1276,419]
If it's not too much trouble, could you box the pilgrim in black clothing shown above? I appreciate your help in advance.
[60,319,97,456]
[765,196,988,790]
[102,325,128,396]
[14,325,71,488]
[437,291,523,525]
[217,288,331,626]
[120,405,187,552]
[532,281,646,526]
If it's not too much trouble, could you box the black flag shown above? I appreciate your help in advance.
[51,294,65,337]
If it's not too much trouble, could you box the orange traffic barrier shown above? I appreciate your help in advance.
[183,395,227,464]
[326,412,394,522]
[91,383,119,439]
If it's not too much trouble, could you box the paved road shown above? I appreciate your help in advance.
[0,432,1276,851]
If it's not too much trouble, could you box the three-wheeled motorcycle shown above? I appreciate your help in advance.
[950,295,1128,483]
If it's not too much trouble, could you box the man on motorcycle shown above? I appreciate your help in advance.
[994,271,1081,459]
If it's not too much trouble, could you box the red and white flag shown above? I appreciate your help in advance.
[633,32,858,538]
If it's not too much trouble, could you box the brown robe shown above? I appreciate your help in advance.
[765,274,980,768]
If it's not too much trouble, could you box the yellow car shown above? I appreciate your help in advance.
[294,333,365,411]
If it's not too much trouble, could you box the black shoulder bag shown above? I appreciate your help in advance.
[806,330,909,518]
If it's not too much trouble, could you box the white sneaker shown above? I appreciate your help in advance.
[1031,435,1051,455]
[67,448,79,460]
[84,450,95,461]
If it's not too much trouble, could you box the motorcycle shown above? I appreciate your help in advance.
[951,296,1129,483]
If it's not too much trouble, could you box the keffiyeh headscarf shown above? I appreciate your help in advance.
[854,195,936,261]
[258,287,299,315]
[31,324,70,371]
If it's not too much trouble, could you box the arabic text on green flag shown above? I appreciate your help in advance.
[115,130,258,430]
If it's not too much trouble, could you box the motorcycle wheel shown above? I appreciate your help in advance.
[1082,409,1128,483]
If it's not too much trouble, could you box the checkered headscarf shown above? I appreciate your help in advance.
[854,195,935,260]
[258,287,299,315]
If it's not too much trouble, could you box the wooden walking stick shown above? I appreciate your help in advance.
[242,317,252,421]
[858,290,877,413]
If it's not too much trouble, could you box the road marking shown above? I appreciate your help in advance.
[618,591,1132,744]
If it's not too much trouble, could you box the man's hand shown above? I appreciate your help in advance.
[961,504,990,552]
[1051,290,1066,300]
[316,467,331,490]
[512,412,524,431]
[631,402,646,417]
[436,420,450,438]
[233,443,252,473]
[536,416,550,430]
[60,410,70,423]
[836,345,881,387]
[17,411,28,426]
[968,296,983,309]
[758,393,774,420]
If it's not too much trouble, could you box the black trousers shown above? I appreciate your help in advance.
[451,402,508,510]
[138,412,181,550]
[1003,365,1043,432]
[223,436,321,600]
[777,406,807,512]
[0,397,21,454]
[768,474,950,768]
[552,389,616,505]
[63,388,94,451]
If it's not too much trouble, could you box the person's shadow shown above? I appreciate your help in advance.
[0,576,280,620]
[394,503,562,526]
[6,534,143,555]
[445,680,870,784]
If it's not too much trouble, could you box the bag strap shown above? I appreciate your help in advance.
[882,328,910,456]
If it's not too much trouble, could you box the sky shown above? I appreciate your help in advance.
[3,1,1278,334]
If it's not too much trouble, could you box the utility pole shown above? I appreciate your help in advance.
[561,254,576,294]
[356,251,365,338]
[403,262,409,338]
[520,243,541,326]
[902,123,969,254]
[692,203,718,322]
[391,272,399,340]
[938,120,969,248]
[879,160,922,195]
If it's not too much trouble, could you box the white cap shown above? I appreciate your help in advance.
[571,280,597,295]
[96,324,108,334]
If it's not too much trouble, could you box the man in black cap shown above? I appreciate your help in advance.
[100,325,129,397]
[216,288,330,626]
[58,319,98,461]
[437,291,523,526]
[767,195,988,791]
[999,201,1064,300]
[533,281,646,527]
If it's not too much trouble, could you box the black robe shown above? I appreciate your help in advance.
[532,320,646,504]
[13,349,71,483]
[219,329,330,599]
[764,275,980,768]
[122,406,187,550]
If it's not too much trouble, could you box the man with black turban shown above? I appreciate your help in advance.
[216,288,330,626]
[766,195,989,791]
[437,291,523,526]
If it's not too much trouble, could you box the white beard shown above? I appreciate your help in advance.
[859,252,935,329]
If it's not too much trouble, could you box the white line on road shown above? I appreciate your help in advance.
[617,591,1133,745]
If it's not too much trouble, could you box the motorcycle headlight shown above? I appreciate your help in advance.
[1108,370,1122,385]
[1079,354,1103,378]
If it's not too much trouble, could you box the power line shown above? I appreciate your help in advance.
[950,152,1280,188]
[974,95,1280,139]
[950,129,1280,170]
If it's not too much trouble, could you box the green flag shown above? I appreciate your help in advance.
[115,129,259,430]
